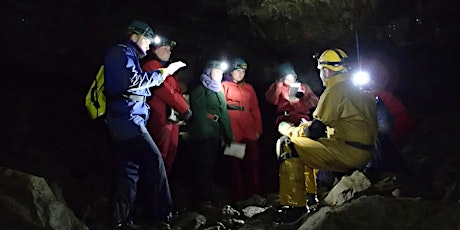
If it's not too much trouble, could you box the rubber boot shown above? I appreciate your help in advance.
[279,158,307,207]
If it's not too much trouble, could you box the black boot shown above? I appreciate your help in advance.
[306,193,320,213]
[111,196,132,229]
[152,221,172,230]
[275,206,309,224]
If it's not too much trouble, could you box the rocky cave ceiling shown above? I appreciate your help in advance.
[6,0,456,67]
[207,0,449,53]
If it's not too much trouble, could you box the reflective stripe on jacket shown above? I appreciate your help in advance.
[104,40,165,139]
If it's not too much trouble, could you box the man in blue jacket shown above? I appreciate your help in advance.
[104,20,186,229]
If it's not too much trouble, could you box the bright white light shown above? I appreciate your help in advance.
[153,35,161,45]
[220,62,228,71]
[285,74,295,79]
[352,71,370,86]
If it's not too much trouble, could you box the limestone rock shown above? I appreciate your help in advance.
[0,167,88,230]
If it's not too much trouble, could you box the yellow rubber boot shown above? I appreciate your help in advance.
[279,157,307,207]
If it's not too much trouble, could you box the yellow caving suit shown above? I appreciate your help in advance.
[278,73,378,207]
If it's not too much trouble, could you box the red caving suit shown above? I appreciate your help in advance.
[222,79,263,201]
[265,80,319,127]
[142,60,190,173]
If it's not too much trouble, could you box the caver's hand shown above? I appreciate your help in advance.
[179,108,192,121]
[278,121,293,136]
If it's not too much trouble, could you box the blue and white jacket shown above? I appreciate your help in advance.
[104,40,165,139]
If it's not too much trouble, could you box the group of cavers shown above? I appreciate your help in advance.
[93,20,415,229]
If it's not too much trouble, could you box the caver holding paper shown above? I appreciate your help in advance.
[221,58,264,202]
[187,59,233,213]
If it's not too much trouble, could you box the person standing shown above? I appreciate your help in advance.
[265,62,319,128]
[104,20,185,229]
[187,60,233,215]
[361,58,415,144]
[141,35,192,174]
[221,58,263,203]
[373,87,415,144]
[276,48,377,222]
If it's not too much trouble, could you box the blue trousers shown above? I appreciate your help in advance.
[112,129,172,225]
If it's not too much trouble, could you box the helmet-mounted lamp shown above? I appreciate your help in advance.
[352,70,370,86]
[220,61,229,72]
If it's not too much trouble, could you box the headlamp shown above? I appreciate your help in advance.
[151,35,176,48]
[352,70,370,86]
[234,63,247,70]
[220,61,229,71]
[153,35,161,45]
[206,60,228,71]
[285,73,296,79]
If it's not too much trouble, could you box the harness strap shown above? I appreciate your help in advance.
[345,141,374,151]
[227,104,245,111]
[278,136,300,160]
[206,113,219,122]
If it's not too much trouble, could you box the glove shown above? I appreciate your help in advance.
[305,119,326,140]
[295,90,305,98]
[178,108,192,121]
[162,61,187,76]
[278,121,293,136]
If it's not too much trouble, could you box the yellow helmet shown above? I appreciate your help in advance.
[316,48,349,72]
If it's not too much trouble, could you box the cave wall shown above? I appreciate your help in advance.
[2,0,460,195]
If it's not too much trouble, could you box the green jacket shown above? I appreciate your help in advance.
[188,85,233,143]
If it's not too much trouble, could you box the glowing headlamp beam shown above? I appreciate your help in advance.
[285,74,295,79]
[153,35,161,45]
[352,71,370,86]
[220,62,228,71]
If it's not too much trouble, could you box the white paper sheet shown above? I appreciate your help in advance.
[224,142,246,159]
